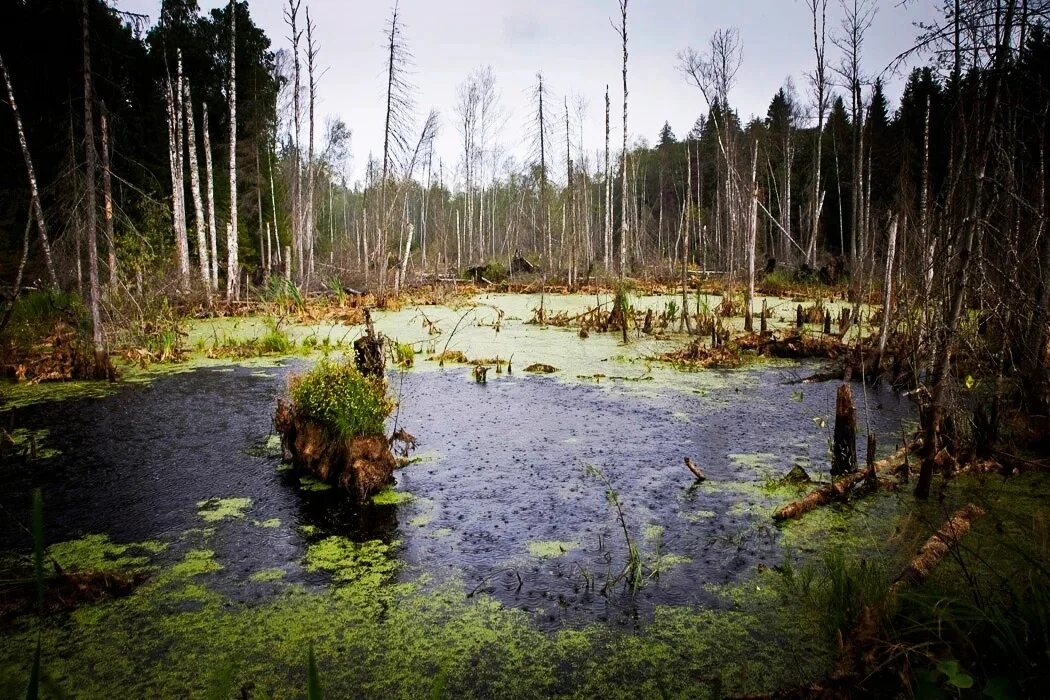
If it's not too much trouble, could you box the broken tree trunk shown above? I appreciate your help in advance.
[773,444,911,522]
[889,503,986,596]
[832,384,858,476]
[0,53,59,289]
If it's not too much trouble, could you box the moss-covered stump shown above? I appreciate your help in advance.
[274,356,397,501]
[275,400,395,501]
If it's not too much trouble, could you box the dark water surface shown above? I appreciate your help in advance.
[0,360,914,625]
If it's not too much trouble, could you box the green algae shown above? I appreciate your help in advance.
[527,540,578,559]
[166,549,222,579]
[254,518,281,529]
[0,532,841,699]
[2,427,61,459]
[249,568,287,583]
[298,475,333,492]
[372,487,414,506]
[303,536,400,586]
[45,534,167,573]
[245,434,283,458]
[298,524,319,538]
[429,527,453,539]
[196,497,252,522]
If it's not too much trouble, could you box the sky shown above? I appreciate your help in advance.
[119,0,943,184]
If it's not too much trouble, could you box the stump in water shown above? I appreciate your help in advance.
[759,299,768,334]
[275,399,396,501]
[796,304,804,329]
[354,310,385,379]
[832,384,858,476]
[823,310,832,335]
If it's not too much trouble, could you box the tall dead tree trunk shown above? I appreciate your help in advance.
[226,0,239,301]
[876,214,898,367]
[202,103,219,290]
[285,0,303,282]
[617,0,629,279]
[604,84,612,272]
[305,7,318,283]
[745,140,759,332]
[82,0,104,365]
[0,53,59,289]
[832,383,858,476]
[100,104,116,286]
[183,81,211,303]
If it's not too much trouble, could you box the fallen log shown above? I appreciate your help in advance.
[773,444,913,522]
[888,503,986,597]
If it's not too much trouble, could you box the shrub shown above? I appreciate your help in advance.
[289,358,393,440]
[483,262,509,283]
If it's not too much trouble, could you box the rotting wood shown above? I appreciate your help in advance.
[888,503,986,596]
[773,444,912,522]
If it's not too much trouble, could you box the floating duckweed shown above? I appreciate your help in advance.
[3,428,62,459]
[527,540,578,559]
[429,528,453,539]
[684,509,716,523]
[196,497,253,522]
[299,476,333,492]
[254,519,281,529]
[249,568,286,583]
[46,534,167,573]
[167,549,222,578]
[298,524,320,538]
[372,487,414,506]
[303,536,399,586]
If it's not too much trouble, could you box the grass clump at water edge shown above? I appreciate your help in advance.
[288,358,393,440]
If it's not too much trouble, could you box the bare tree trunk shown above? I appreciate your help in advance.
[1,55,60,289]
[82,0,103,361]
[745,140,759,332]
[170,53,191,289]
[876,214,898,365]
[286,0,303,282]
[183,81,211,303]
[100,105,116,286]
[305,8,318,284]
[604,85,612,272]
[201,103,218,289]
[618,0,629,279]
[226,0,238,301]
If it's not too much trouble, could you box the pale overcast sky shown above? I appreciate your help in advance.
[119,0,942,184]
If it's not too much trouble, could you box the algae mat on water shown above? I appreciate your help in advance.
[0,530,837,699]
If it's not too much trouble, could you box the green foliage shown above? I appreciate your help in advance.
[483,262,509,283]
[265,276,304,312]
[258,321,294,354]
[393,342,415,368]
[307,644,323,700]
[778,549,885,633]
[2,291,87,351]
[761,267,797,295]
[289,358,393,440]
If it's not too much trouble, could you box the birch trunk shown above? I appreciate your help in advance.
[202,103,219,289]
[100,106,116,285]
[226,1,239,301]
[876,215,899,363]
[1,55,60,288]
[183,81,211,301]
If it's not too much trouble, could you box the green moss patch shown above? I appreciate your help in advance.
[196,497,253,522]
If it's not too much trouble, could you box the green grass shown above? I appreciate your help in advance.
[289,358,393,440]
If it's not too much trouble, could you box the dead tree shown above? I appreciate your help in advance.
[875,214,898,368]
[100,105,116,286]
[305,7,318,282]
[202,103,219,290]
[82,0,104,366]
[832,383,858,476]
[226,0,239,301]
[183,80,211,302]
[616,0,629,278]
[0,53,59,289]
[284,0,303,281]
[805,0,830,265]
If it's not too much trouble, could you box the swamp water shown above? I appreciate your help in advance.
[0,293,917,697]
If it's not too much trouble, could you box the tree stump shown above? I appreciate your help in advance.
[354,309,385,379]
[832,384,858,476]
